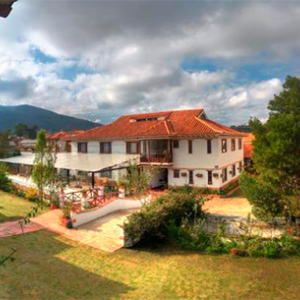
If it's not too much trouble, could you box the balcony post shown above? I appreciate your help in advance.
[148,140,150,162]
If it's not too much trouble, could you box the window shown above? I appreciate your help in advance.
[221,139,227,153]
[231,139,236,151]
[100,142,111,154]
[222,168,227,183]
[173,140,179,149]
[238,138,242,150]
[207,170,213,185]
[174,170,180,178]
[189,170,194,184]
[78,142,87,153]
[232,164,236,177]
[188,140,193,154]
[207,139,212,154]
[126,142,139,154]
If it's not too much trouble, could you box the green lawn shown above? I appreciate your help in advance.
[1,230,300,300]
[0,191,39,223]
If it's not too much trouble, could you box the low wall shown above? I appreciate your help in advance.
[205,214,285,238]
[71,196,151,227]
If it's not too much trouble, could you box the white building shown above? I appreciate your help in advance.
[68,109,244,191]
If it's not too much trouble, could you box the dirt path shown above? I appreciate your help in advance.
[203,196,253,219]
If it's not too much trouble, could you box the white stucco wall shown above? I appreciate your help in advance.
[172,139,220,169]
[169,137,243,189]
[71,197,150,227]
[112,141,126,154]
[88,142,100,154]
[218,137,243,168]
[71,142,78,153]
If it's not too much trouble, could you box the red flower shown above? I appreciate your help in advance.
[231,248,238,255]
[287,228,295,236]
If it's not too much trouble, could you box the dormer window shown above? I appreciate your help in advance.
[130,114,168,123]
[136,117,158,122]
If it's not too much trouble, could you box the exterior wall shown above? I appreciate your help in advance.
[218,137,243,168]
[71,141,78,153]
[172,139,220,169]
[69,137,243,189]
[112,141,126,154]
[71,197,151,227]
[169,137,243,189]
[88,142,100,154]
[69,141,127,154]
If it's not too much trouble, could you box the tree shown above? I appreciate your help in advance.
[0,163,12,192]
[119,162,160,197]
[31,129,57,202]
[0,131,11,158]
[14,123,38,139]
[241,76,300,221]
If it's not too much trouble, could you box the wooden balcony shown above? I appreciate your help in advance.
[140,153,173,164]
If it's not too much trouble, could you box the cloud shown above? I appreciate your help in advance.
[0,0,297,126]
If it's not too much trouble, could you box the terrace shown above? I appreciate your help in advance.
[140,139,173,164]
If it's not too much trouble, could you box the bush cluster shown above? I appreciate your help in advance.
[0,164,13,192]
[169,220,300,258]
[124,190,206,247]
[169,181,239,196]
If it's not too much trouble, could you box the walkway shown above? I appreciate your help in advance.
[0,209,137,252]
[203,196,253,219]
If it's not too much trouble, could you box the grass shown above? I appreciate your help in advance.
[0,191,39,223]
[1,230,300,300]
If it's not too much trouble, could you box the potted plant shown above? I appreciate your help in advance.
[50,199,59,210]
[81,189,88,198]
[61,204,73,228]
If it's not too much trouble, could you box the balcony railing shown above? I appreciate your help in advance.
[140,153,172,163]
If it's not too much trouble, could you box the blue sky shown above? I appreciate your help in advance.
[1,1,299,125]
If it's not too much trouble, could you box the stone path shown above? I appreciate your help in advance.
[0,220,44,237]
[0,208,137,252]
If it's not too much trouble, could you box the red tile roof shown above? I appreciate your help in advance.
[48,130,85,140]
[244,144,253,158]
[74,109,243,140]
[243,133,255,158]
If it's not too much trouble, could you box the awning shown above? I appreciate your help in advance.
[0,153,138,173]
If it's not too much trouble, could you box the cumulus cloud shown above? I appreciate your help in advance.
[0,0,298,125]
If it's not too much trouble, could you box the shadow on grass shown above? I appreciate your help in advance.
[0,213,26,224]
[0,230,133,300]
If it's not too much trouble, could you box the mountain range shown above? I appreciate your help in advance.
[0,105,101,133]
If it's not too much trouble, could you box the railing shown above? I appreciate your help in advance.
[140,153,172,163]
[64,188,119,210]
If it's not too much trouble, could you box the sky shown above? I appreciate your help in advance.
[0,1,300,125]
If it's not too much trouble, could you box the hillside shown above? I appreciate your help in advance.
[0,105,101,132]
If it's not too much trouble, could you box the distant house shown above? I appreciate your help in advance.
[19,139,36,152]
[243,133,255,167]
[0,108,245,191]
[48,130,84,153]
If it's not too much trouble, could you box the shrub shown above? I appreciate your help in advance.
[240,172,283,221]
[26,188,40,202]
[169,185,220,195]
[124,191,206,247]
[0,163,13,192]
[170,218,300,258]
